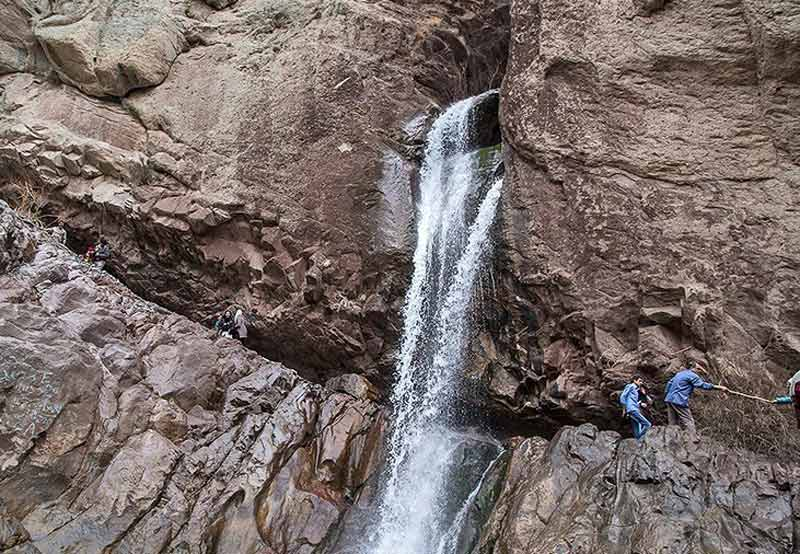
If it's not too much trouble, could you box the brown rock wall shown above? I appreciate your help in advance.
[473,425,800,553]
[0,201,385,553]
[0,0,510,383]
[477,0,800,447]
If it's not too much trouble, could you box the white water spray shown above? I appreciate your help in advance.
[434,449,506,554]
[366,93,504,554]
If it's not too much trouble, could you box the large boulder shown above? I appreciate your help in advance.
[0,201,385,553]
[479,0,800,450]
[0,1,50,76]
[0,500,40,553]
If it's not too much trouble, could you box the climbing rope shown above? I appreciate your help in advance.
[722,388,773,404]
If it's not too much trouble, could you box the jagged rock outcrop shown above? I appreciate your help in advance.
[33,0,186,97]
[0,201,385,553]
[480,0,800,444]
[471,424,800,553]
[2,0,796,449]
[0,0,509,383]
[0,500,40,554]
[0,1,50,76]
[0,198,35,272]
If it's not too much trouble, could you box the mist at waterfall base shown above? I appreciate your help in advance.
[331,93,505,554]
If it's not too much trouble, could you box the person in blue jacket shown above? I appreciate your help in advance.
[620,377,652,441]
[664,361,727,439]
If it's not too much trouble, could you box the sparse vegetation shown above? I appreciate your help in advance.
[1,178,54,229]
[694,361,800,460]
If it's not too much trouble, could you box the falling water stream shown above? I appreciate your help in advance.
[361,93,505,554]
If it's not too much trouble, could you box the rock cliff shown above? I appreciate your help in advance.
[2,0,800,548]
[479,0,800,449]
[0,201,385,553]
[4,0,797,454]
[0,0,509,382]
[2,198,799,550]
[472,424,800,554]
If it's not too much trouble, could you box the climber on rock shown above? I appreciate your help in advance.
[234,306,250,344]
[83,243,96,264]
[215,309,236,339]
[772,368,800,428]
[664,361,728,439]
[620,376,652,441]
[93,236,111,270]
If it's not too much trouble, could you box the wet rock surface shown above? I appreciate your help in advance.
[473,424,800,554]
[0,0,510,384]
[0,201,384,553]
[479,0,800,441]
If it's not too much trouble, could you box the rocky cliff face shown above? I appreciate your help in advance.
[0,0,509,383]
[0,201,385,553]
[2,0,800,549]
[473,424,800,554]
[478,0,800,446]
[5,0,796,452]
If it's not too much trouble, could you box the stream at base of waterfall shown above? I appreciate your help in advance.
[326,92,505,554]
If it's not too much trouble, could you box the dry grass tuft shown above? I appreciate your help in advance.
[2,178,53,228]
[693,361,800,460]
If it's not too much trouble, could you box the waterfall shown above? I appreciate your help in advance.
[366,93,504,554]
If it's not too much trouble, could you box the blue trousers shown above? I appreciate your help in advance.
[629,410,652,440]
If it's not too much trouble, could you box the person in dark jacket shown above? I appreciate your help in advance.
[93,237,111,269]
[620,377,652,441]
[215,310,236,339]
[664,361,728,439]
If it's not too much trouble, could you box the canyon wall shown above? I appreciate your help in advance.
[479,0,800,449]
[2,0,800,549]
[1,0,799,498]
[0,0,509,383]
[4,200,797,553]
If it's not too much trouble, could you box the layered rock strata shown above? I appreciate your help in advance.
[0,0,510,382]
[2,0,798,456]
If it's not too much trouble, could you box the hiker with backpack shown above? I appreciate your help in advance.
[620,377,652,441]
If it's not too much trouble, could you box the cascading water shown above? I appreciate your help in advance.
[363,92,505,554]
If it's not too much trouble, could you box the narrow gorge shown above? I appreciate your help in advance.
[2,0,800,553]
